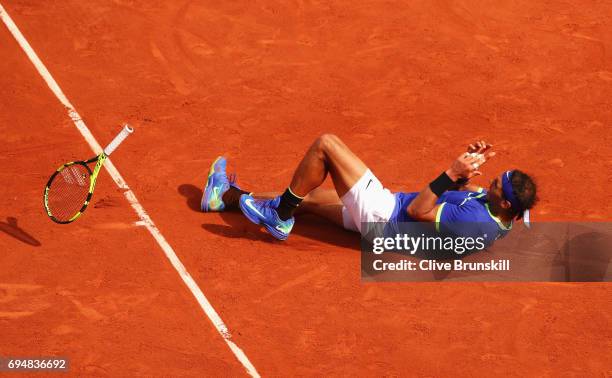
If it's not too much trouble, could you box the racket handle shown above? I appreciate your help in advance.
[103,124,134,156]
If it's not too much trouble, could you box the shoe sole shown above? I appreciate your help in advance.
[264,223,289,241]
[201,156,223,212]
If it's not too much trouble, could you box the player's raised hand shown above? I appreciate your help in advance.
[447,153,482,180]
[447,142,495,181]
[467,140,493,155]
[466,140,496,164]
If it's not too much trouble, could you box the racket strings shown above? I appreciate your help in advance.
[47,164,91,221]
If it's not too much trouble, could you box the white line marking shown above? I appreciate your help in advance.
[0,4,260,377]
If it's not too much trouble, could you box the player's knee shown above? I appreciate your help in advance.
[316,133,341,152]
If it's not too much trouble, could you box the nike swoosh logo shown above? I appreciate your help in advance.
[245,198,266,218]
[276,224,290,233]
[366,179,373,189]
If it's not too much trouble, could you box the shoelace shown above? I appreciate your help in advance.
[227,173,243,191]
[228,173,237,186]
[255,197,278,211]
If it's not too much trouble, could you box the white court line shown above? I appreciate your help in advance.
[0,4,260,377]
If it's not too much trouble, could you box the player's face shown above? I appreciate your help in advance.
[486,174,504,207]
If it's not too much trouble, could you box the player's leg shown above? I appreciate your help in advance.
[279,133,395,234]
[254,133,367,202]
[239,134,370,239]
[200,162,346,226]
[298,188,348,229]
[287,133,368,198]
[255,188,346,228]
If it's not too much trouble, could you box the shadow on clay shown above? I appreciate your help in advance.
[0,217,41,247]
[178,183,358,249]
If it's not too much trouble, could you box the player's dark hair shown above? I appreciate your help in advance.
[510,170,538,219]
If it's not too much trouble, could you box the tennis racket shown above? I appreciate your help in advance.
[43,124,134,224]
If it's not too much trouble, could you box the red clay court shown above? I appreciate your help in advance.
[1,1,611,376]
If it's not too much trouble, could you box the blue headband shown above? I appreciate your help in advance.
[502,170,531,226]
[501,170,523,217]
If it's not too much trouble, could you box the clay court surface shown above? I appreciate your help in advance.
[1,1,611,376]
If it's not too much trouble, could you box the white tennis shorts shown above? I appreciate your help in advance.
[341,169,396,233]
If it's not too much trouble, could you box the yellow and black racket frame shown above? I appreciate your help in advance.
[43,124,133,224]
[43,153,107,224]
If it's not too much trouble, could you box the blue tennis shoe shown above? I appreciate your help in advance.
[201,156,234,212]
[239,194,294,240]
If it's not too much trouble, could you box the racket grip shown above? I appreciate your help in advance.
[103,124,134,156]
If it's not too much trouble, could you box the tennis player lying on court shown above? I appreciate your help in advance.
[200,134,537,245]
